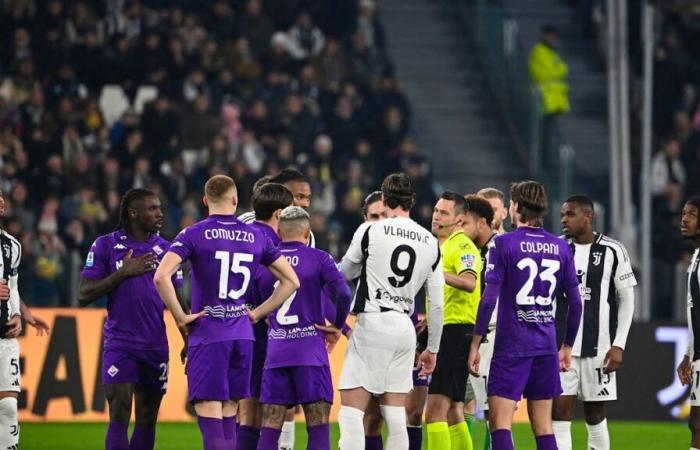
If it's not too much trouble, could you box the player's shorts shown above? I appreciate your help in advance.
[692,360,700,407]
[428,324,472,402]
[468,328,495,410]
[188,339,253,403]
[250,325,268,398]
[488,352,562,401]
[561,353,617,402]
[413,366,430,387]
[0,339,20,393]
[260,365,333,407]
[102,346,169,394]
[339,311,416,395]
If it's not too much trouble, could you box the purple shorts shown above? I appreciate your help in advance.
[102,347,169,393]
[259,365,333,407]
[413,367,430,387]
[187,340,253,403]
[488,353,562,401]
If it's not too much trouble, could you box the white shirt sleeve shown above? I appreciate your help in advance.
[339,223,371,281]
[612,286,634,349]
[425,246,444,354]
[8,241,21,318]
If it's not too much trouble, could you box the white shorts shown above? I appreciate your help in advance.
[691,360,700,407]
[560,353,617,402]
[469,328,495,411]
[0,339,20,393]
[339,311,416,395]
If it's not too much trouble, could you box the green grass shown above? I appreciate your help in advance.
[19,420,688,449]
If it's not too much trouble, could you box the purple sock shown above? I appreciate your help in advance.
[106,421,129,450]
[408,426,422,450]
[365,434,383,450]
[129,425,155,450]
[257,427,282,450]
[223,416,237,447]
[491,429,514,450]
[197,417,226,450]
[306,424,330,450]
[237,425,260,450]
[535,434,558,450]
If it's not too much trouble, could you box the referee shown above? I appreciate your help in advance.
[426,192,481,450]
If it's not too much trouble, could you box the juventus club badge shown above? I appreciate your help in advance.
[592,251,603,266]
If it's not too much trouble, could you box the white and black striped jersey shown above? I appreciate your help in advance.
[0,229,22,334]
[557,233,636,357]
[481,232,498,328]
[686,249,700,361]
[238,210,316,248]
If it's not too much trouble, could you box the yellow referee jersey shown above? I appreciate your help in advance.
[440,230,482,325]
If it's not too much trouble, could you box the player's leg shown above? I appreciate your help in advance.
[527,399,556,450]
[278,407,297,450]
[0,340,21,450]
[105,383,135,450]
[551,395,575,450]
[690,406,700,449]
[240,336,266,450]
[425,394,452,449]
[583,401,609,450]
[364,396,384,450]
[380,392,409,450]
[487,396,517,450]
[226,340,253,448]
[463,398,476,434]
[405,383,428,450]
[448,399,473,450]
[258,404,287,449]
[131,384,164,450]
[0,392,18,450]
[302,401,331,450]
[338,387,373,450]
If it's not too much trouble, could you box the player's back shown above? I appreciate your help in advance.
[254,241,344,368]
[169,214,280,346]
[489,226,578,357]
[353,216,441,315]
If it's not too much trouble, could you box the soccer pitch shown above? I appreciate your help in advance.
[19,420,687,449]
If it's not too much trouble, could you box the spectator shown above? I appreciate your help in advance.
[651,138,685,197]
[287,12,325,61]
[354,0,386,50]
[181,93,219,151]
[311,37,351,90]
[240,0,275,58]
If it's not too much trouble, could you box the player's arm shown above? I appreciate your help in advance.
[470,281,499,376]
[249,255,300,322]
[78,249,157,306]
[5,245,23,338]
[339,223,370,280]
[604,286,634,373]
[154,252,205,330]
[418,247,445,377]
[445,245,478,292]
[559,249,583,371]
[20,300,50,336]
[680,306,694,385]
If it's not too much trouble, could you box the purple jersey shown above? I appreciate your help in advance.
[168,214,281,346]
[81,230,183,350]
[482,226,579,357]
[253,241,351,369]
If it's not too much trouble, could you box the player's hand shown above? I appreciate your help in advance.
[177,311,207,332]
[559,345,573,372]
[119,250,158,277]
[315,323,342,353]
[468,345,480,377]
[417,350,437,378]
[5,315,22,338]
[26,313,50,337]
[180,344,188,365]
[414,318,427,334]
[0,281,10,301]
[603,346,623,374]
[247,309,260,324]
[678,355,693,386]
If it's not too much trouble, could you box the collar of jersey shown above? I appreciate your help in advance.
[116,229,158,246]
[446,229,466,242]
[208,214,238,220]
[280,240,305,248]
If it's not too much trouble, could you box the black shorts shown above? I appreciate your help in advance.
[428,324,473,402]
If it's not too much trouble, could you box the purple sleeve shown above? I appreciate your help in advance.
[260,236,282,266]
[168,229,194,263]
[320,254,353,329]
[484,236,505,285]
[562,250,583,347]
[475,281,499,336]
[80,237,108,280]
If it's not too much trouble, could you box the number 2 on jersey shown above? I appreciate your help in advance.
[274,280,299,325]
[516,257,560,305]
[215,251,253,300]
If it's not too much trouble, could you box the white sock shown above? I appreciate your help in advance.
[0,397,18,449]
[338,406,365,450]
[691,448,700,450]
[552,420,572,450]
[278,420,295,450]
[380,405,408,450]
[586,419,610,450]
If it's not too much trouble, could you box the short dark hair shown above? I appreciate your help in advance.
[205,175,237,202]
[252,175,273,195]
[269,167,307,185]
[565,194,595,213]
[510,180,548,226]
[464,194,495,227]
[687,195,700,210]
[253,183,293,220]
[543,24,557,35]
[440,191,468,215]
[381,173,415,211]
[362,190,382,216]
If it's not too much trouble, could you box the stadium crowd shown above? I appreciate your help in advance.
[0,0,438,307]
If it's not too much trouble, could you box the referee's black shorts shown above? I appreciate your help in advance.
[428,323,473,402]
